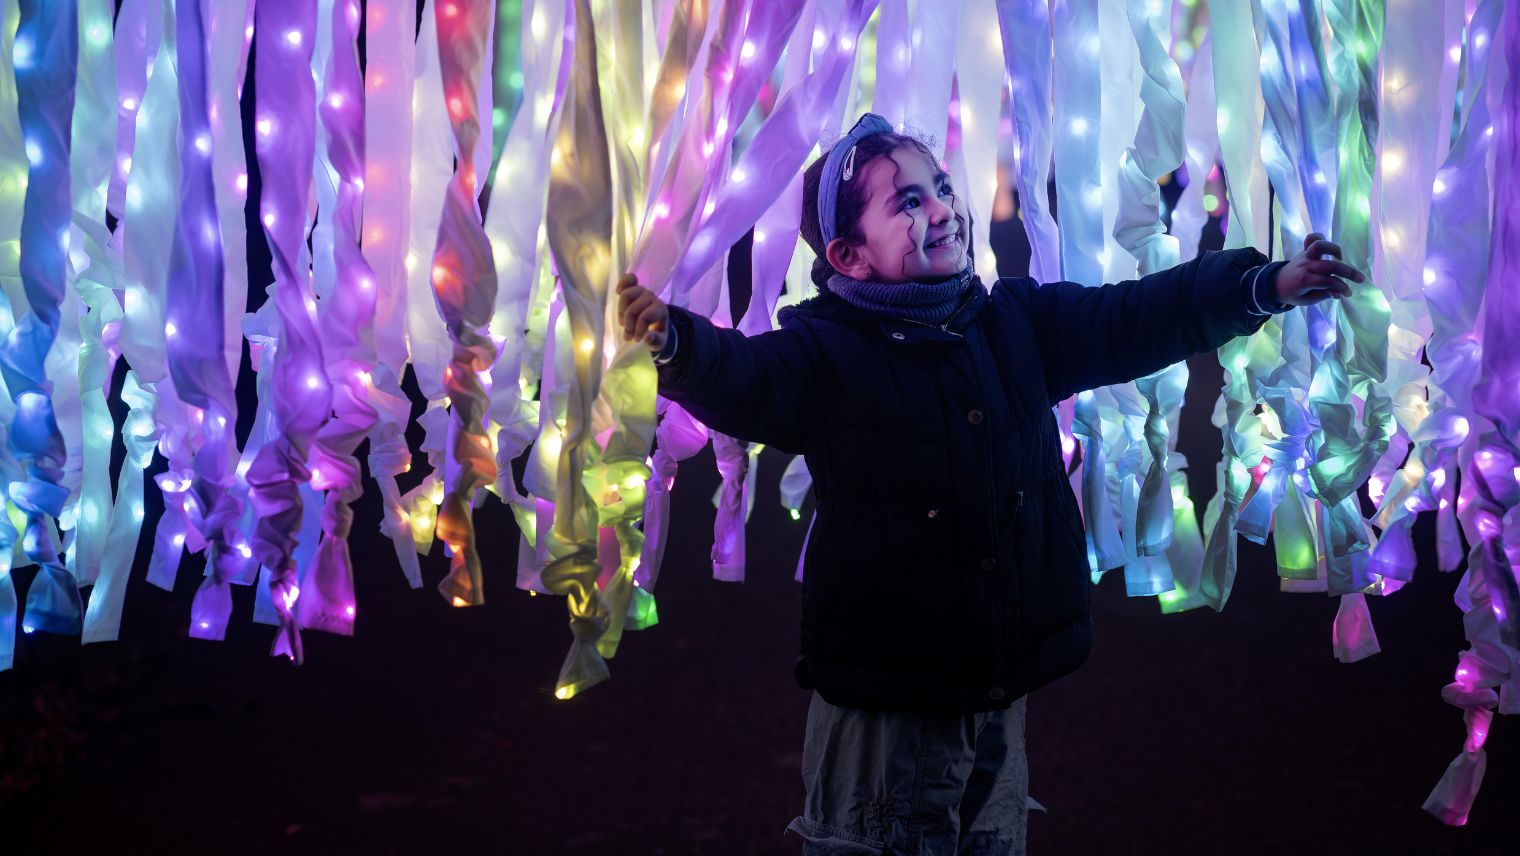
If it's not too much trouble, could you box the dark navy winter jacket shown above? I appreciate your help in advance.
[657,247,1279,712]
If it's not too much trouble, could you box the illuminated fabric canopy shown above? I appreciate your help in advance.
[0,0,1513,824]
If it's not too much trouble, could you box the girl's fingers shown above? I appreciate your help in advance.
[1300,277,1352,297]
[623,294,654,339]
[1305,258,1365,281]
[617,285,645,317]
[634,305,665,341]
[615,273,638,293]
[1304,237,1342,259]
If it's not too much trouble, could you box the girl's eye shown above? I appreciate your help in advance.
[939,183,954,197]
[900,196,920,211]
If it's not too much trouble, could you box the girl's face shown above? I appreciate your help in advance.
[824,147,969,284]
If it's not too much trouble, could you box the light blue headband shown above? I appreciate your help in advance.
[818,112,895,247]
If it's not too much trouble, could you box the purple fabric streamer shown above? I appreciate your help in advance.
[105,0,157,222]
[664,0,874,314]
[299,0,380,637]
[5,0,80,635]
[246,0,331,663]
[167,0,247,642]
[997,0,1060,284]
[1472,12,1520,445]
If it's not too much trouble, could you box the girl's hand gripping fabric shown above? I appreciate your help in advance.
[616,274,671,354]
[1273,232,1366,308]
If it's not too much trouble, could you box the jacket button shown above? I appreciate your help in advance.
[988,687,1006,701]
[967,409,984,425]
[891,332,906,340]
[926,509,939,519]
[980,557,997,571]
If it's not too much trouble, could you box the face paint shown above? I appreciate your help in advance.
[846,147,970,283]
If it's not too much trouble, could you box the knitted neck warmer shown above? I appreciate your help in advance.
[825,263,975,326]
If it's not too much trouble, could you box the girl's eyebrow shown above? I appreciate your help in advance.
[885,171,952,208]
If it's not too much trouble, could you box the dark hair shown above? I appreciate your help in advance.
[799,130,939,289]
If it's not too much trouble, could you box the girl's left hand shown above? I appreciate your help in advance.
[1274,232,1366,307]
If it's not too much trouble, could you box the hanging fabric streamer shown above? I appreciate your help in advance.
[430,0,500,610]
[245,0,329,663]
[7,0,80,636]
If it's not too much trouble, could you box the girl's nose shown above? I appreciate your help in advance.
[927,195,955,224]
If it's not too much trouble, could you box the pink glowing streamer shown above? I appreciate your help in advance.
[246,0,330,663]
[360,0,424,589]
[429,0,499,608]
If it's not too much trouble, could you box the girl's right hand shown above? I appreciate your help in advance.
[615,274,669,352]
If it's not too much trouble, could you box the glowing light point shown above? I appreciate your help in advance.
[740,40,757,62]
[1423,266,1437,286]
[121,96,139,111]
[452,596,469,607]
[165,321,178,338]
[238,542,252,559]
[1069,117,1089,137]
[306,374,322,390]
[284,29,303,46]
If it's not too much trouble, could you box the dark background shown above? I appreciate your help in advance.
[3,4,1515,854]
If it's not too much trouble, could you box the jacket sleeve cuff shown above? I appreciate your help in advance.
[1243,260,1292,316]
[652,314,680,365]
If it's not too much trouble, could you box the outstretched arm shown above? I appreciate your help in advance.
[1011,235,1361,401]
[617,275,826,454]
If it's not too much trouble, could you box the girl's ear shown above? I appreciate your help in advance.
[825,238,873,281]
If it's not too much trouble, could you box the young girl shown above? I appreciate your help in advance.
[616,113,1362,854]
